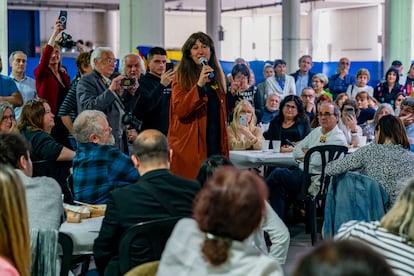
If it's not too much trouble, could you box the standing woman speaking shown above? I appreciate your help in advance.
[168,32,229,179]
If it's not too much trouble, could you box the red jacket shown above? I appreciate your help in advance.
[34,45,71,114]
[168,78,229,179]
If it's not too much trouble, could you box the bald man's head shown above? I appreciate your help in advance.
[132,129,169,163]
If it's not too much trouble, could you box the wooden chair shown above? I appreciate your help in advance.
[299,145,348,245]
[118,217,181,275]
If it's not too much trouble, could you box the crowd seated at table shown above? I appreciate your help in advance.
[6,39,414,276]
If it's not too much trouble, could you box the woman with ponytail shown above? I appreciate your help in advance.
[158,167,283,275]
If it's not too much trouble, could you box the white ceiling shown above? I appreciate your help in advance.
[7,0,383,12]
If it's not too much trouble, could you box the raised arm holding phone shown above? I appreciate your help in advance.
[34,13,72,149]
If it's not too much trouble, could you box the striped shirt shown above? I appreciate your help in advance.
[335,220,414,276]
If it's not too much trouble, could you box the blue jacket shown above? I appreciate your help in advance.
[323,172,388,239]
[290,70,316,88]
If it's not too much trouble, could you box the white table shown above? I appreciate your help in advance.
[230,150,297,169]
[60,216,103,255]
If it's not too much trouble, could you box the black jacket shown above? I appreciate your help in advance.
[133,72,171,135]
[93,169,200,275]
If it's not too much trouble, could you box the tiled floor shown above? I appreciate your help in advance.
[81,224,315,276]
[283,224,315,276]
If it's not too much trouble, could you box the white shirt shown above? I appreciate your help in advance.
[293,125,348,173]
[158,218,283,276]
[346,84,374,98]
[266,75,296,99]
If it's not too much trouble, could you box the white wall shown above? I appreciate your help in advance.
[35,4,410,63]
[39,10,103,47]
[319,6,380,61]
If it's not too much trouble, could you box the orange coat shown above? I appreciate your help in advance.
[168,79,229,179]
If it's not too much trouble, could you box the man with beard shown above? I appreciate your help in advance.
[72,110,139,204]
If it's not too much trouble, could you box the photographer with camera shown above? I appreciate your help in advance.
[34,18,72,149]
[77,48,141,154]
[118,54,144,143]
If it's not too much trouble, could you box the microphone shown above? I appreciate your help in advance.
[199,57,215,79]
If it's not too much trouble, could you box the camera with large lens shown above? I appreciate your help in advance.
[57,32,76,49]
[122,112,142,131]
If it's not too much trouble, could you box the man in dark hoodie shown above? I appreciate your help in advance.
[133,47,175,135]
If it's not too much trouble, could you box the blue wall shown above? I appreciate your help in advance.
[17,57,385,86]
[8,10,39,57]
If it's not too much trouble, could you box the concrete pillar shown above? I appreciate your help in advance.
[0,0,8,74]
[384,0,412,72]
[106,11,119,57]
[206,0,222,58]
[282,0,300,73]
[119,0,164,59]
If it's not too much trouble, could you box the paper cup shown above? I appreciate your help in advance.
[272,140,281,153]
[262,140,270,151]
[359,136,367,147]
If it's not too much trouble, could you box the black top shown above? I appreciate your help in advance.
[205,83,222,156]
[264,119,311,146]
[373,82,405,105]
[93,168,200,275]
[133,72,171,135]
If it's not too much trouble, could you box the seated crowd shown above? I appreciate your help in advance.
[2,23,414,275]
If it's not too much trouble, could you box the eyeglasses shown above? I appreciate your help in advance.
[100,58,118,65]
[284,104,297,110]
[302,94,314,98]
[2,115,14,121]
[318,112,335,117]
[340,62,350,65]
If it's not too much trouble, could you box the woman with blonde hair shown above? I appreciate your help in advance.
[0,102,16,132]
[34,19,71,149]
[336,177,414,275]
[158,167,283,275]
[0,164,31,276]
[227,100,263,150]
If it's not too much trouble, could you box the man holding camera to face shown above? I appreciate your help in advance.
[77,48,142,154]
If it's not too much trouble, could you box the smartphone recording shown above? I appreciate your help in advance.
[59,10,67,29]
[166,62,174,71]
